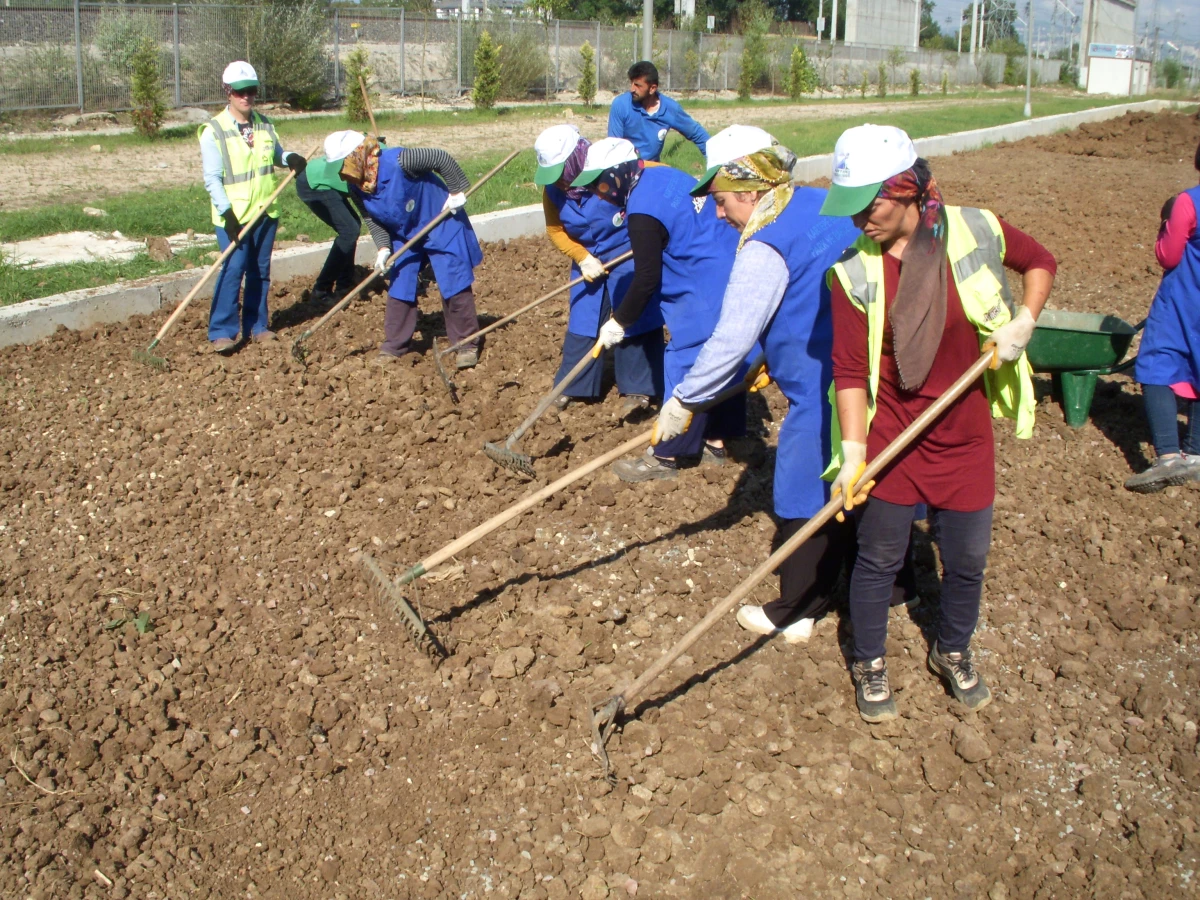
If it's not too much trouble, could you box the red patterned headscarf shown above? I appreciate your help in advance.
[880,162,949,392]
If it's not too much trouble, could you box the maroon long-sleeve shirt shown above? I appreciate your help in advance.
[831,217,1057,511]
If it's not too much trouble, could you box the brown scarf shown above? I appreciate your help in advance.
[880,165,948,391]
[340,136,381,194]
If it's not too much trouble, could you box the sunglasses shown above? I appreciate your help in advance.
[230,86,258,98]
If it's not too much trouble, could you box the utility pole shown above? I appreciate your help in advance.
[642,0,652,60]
[914,0,921,49]
[1024,0,1033,117]
[817,0,824,43]
[831,0,838,47]
[970,0,978,62]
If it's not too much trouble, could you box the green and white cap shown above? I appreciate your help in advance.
[534,124,582,187]
[819,124,917,217]
[570,137,638,187]
[221,61,259,91]
[691,124,775,196]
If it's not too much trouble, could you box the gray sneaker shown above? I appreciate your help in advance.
[456,349,479,370]
[927,641,992,710]
[851,657,898,723]
[1124,455,1196,493]
[612,450,678,483]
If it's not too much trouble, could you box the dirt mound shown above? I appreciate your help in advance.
[1024,108,1200,162]
[3,112,1200,899]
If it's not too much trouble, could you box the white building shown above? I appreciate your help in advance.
[841,0,921,50]
[1078,0,1140,93]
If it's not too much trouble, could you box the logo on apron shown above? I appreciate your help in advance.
[612,210,625,227]
[657,128,668,141]
[405,199,416,213]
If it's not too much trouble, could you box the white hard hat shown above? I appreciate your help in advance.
[534,124,583,187]
[569,137,639,187]
[221,61,258,91]
[324,130,366,162]
[820,124,918,217]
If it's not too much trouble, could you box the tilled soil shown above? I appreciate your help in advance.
[3,109,1200,900]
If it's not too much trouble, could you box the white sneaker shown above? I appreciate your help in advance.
[736,606,814,644]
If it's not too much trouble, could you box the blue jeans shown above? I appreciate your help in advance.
[850,497,993,661]
[1143,382,1200,457]
[209,217,277,341]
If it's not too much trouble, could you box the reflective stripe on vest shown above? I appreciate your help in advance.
[822,205,1037,480]
[200,109,280,227]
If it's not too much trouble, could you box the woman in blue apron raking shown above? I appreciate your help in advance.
[323,130,484,370]
[533,124,664,417]
[1125,140,1200,493]
[570,138,746,482]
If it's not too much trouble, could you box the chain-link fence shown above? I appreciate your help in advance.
[0,1,1064,114]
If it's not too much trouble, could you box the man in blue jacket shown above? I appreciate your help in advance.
[607,61,709,163]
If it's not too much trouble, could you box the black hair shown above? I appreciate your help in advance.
[1195,138,1200,173]
[628,61,660,85]
[912,157,933,195]
[1161,195,1176,225]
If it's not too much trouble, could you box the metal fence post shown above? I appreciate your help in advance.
[697,32,703,91]
[632,27,637,66]
[596,22,601,90]
[332,10,340,101]
[72,0,84,113]
[554,20,560,92]
[724,41,729,91]
[456,12,462,97]
[666,30,672,91]
[400,9,406,96]
[172,4,181,108]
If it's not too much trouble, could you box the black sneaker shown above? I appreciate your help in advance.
[611,450,678,483]
[927,641,992,710]
[850,657,897,723]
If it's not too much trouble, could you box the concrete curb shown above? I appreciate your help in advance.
[1,99,1189,349]
[0,204,547,349]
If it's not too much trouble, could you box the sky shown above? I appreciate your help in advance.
[937,0,1199,55]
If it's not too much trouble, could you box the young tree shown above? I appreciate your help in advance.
[860,69,869,98]
[876,61,887,97]
[786,44,817,99]
[737,0,771,100]
[578,41,596,106]
[909,67,920,95]
[472,30,502,110]
[130,36,166,137]
[344,46,373,125]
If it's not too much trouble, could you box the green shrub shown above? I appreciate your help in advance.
[130,37,166,136]
[737,0,771,100]
[909,67,920,96]
[459,24,549,100]
[577,41,596,106]
[96,12,159,74]
[1159,58,1184,89]
[877,61,887,97]
[344,46,373,124]
[979,59,998,87]
[941,70,949,94]
[1058,62,1078,86]
[786,44,817,99]
[860,70,869,98]
[472,31,501,110]
[248,0,331,109]
[887,47,906,86]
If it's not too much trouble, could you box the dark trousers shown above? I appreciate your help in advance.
[555,329,665,399]
[850,497,993,661]
[295,174,361,294]
[652,391,747,459]
[1143,383,1200,457]
[762,515,917,627]
[381,287,480,357]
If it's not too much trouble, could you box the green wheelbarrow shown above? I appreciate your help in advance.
[1025,309,1145,428]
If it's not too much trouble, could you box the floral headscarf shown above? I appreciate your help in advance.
[710,144,797,250]
[340,136,382,195]
[877,162,949,391]
[591,159,645,209]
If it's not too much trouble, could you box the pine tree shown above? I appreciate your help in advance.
[344,46,373,125]
[472,31,502,110]
[578,41,596,106]
[130,36,165,137]
[786,44,817,100]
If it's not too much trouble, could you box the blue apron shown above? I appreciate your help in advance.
[352,147,483,304]
[753,189,862,519]
[1135,184,1200,391]
[544,186,662,339]
[626,165,741,396]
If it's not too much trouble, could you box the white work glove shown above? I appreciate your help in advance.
[441,192,467,214]
[597,318,626,349]
[652,396,694,445]
[579,254,607,282]
[831,440,874,523]
[373,247,392,276]
[989,306,1036,363]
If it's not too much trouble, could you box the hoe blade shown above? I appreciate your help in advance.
[431,337,459,404]
[360,553,447,664]
[590,694,625,784]
[483,441,536,479]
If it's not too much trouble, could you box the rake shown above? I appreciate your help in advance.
[432,251,633,402]
[133,142,322,370]
[359,552,447,664]
[589,349,999,781]
[290,148,522,363]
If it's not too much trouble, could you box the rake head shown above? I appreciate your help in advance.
[290,336,310,364]
[360,553,447,664]
[133,347,169,371]
[483,441,536,479]
[431,337,460,404]
[590,694,626,784]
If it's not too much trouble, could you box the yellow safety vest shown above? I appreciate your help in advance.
[823,205,1036,481]
[198,109,281,228]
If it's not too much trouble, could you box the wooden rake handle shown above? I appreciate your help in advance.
[611,349,998,714]
[358,75,380,139]
[502,337,604,450]
[294,148,522,346]
[439,250,633,358]
[149,141,322,345]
